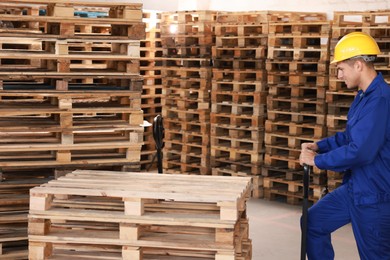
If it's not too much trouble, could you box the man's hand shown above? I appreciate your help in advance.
[301,142,318,152]
[299,142,318,166]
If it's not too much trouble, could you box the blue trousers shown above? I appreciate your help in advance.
[306,183,390,260]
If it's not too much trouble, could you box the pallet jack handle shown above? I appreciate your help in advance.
[152,115,164,174]
[301,164,311,260]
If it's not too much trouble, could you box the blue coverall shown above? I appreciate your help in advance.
[308,73,390,260]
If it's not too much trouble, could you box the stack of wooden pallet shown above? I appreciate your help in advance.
[264,12,331,204]
[1,169,54,259]
[160,11,217,175]
[28,169,252,259]
[326,10,390,191]
[211,11,269,198]
[140,10,163,170]
[0,1,145,258]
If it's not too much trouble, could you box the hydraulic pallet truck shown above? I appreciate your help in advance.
[152,115,164,174]
[301,164,311,260]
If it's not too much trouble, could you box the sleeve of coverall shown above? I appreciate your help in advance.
[314,96,388,172]
[316,131,349,154]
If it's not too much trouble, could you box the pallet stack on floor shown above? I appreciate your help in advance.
[140,10,163,171]
[0,1,144,258]
[160,10,217,175]
[28,169,252,259]
[326,10,390,191]
[211,11,269,198]
[263,12,331,204]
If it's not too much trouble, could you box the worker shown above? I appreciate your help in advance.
[299,32,390,260]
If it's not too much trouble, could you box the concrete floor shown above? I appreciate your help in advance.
[247,198,360,260]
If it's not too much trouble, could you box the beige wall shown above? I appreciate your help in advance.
[86,0,390,18]
[136,0,390,19]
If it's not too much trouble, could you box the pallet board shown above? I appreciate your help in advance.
[28,170,252,259]
[0,1,145,39]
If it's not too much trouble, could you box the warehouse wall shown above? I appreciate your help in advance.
[205,0,390,14]
[128,0,390,19]
[82,1,390,17]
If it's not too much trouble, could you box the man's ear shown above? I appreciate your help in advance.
[354,59,364,72]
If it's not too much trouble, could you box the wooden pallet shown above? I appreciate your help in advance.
[267,96,326,114]
[211,136,263,152]
[265,133,320,154]
[161,10,217,24]
[162,77,210,92]
[143,10,161,30]
[212,91,267,107]
[268,34,330,50]
[215,36,267,48]
[263,176,324,204]
[163,46,212,58]
[164,86,210,101]
[164,118,210,136]
[326,90,356,105]
[0,15,145,40]
[262,165,326,185]
[157,156,208,174]
[1,0,145,40]
[213,69,266,82]
[268,84,326,100]
[162,57,211,68]
[165,129,210,147]
[211,158,262,177]
[215,23,268,37]
[28,245,252,260]
[140,58,163,69]
[211,145,264,165]
[142,85,164,101]
[211,161,263,176]
[161,35,215,47]
[212,46,266,59]
[0,37,140,73]
[331,26,390,39]
[211,112,264,128]
[141,40,162,51]
[268,11,327,23]
[161,22,215,35]
[0,91,144,167]
[326,114,347,129]
[164,140,210,169]
[0,74,143,92]
[266,60,328,73]
[267,107,326,124]
[162,159,211,176]
[162,67,212,79]
[267,72,329,86]
[212,102,266,117]
[163,107,210,122]
[216,11,269,24]
[267,46,329,61]
[212,80,267,93]
[213,58,266,70]
[265,120,326,139]
[333,10,390,27]
[28,169,252,259]
[163,97,210,111]
[211,124,264,141]
[268,22,330,35]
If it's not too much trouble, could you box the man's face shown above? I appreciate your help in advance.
[336,60,359,89]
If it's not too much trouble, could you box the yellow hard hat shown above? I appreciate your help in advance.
[331,32,380,64]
